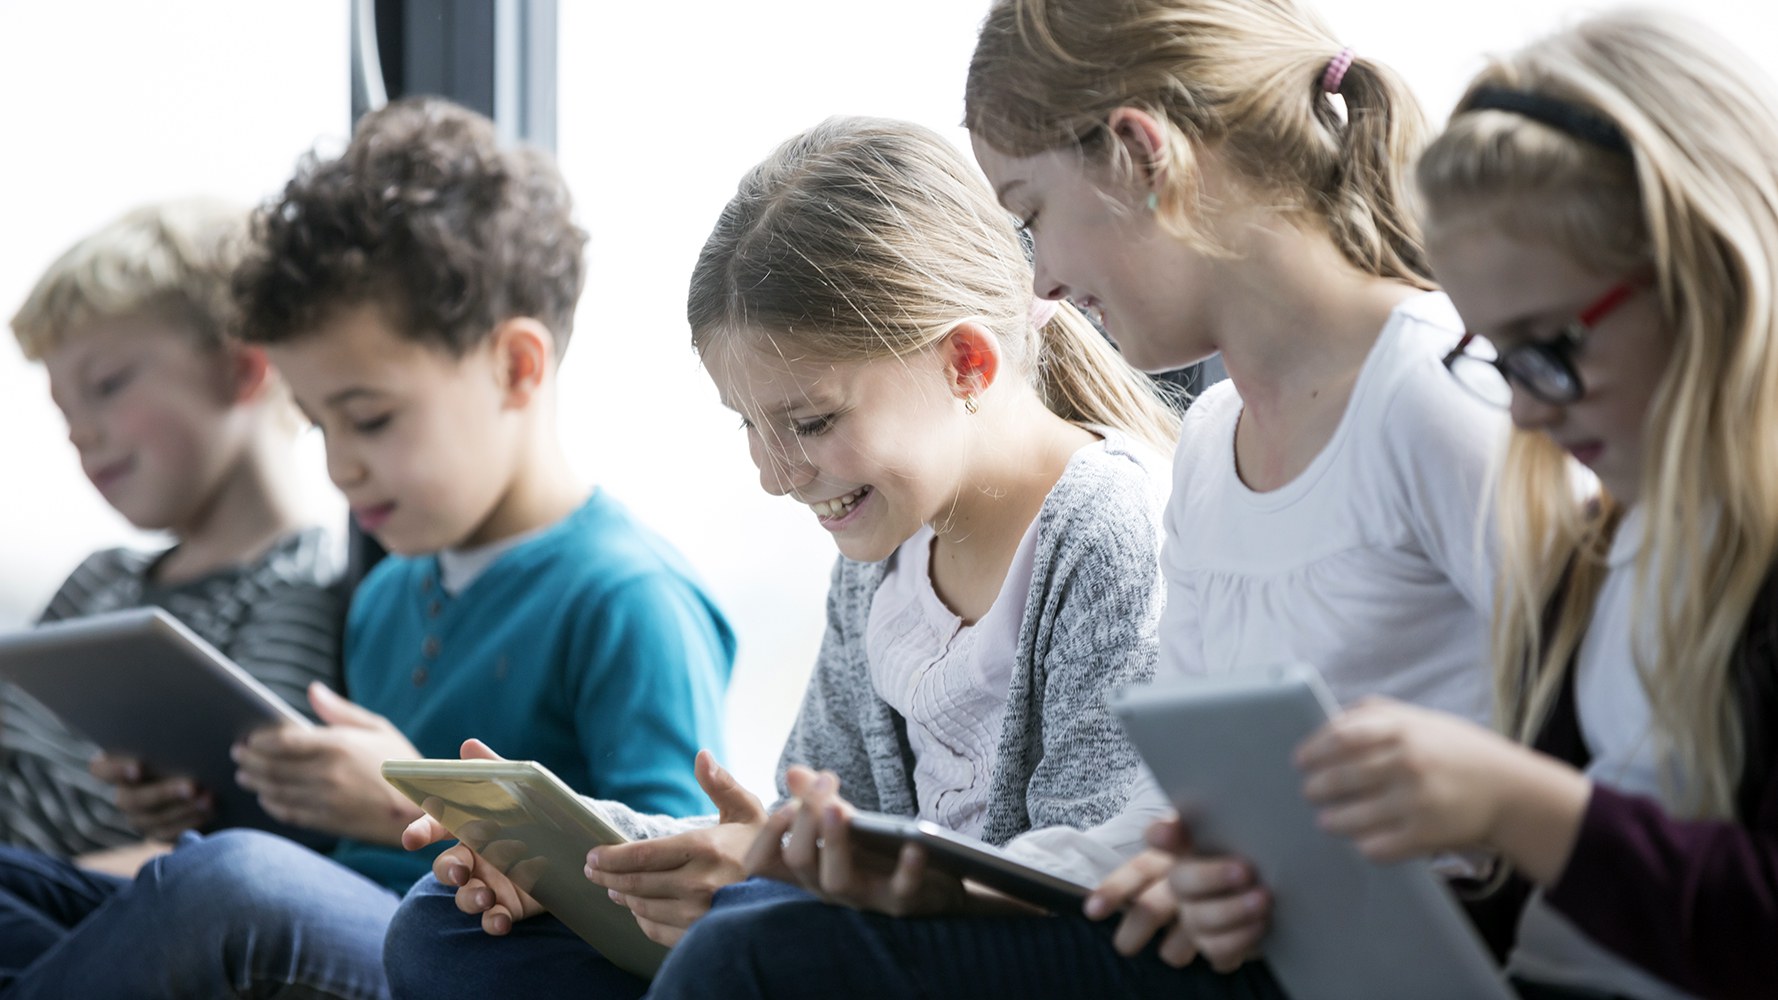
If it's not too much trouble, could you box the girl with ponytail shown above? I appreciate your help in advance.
[385,115,1182,999]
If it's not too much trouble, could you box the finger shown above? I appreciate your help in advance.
[455,877,496,916]
[1315,794,1410,843]
[782,765,820,797]
[609,889,708,930]
[239,723,329,759]
[1197,909,1270,974]
[1111,877,1179,957]
[1300,749,1400,806]
[90,754,143,785]
[1143,815,1192,854]
[480,904,515,936]
[141,796,214,840]
[433,844,479,886]
[816,800,859,897]
[116,776,203,815]
[885,843,932,914]
[460,738,507,761]
[308,682,392,731]
[1181,888,1269,937]
[405,815,456,852]
[741,803,798,882]
[781,786,831,886]
[1085,849,1174,920]
[633,913,686,947]
[1157,922,1201,969]
[586,837,697,876]
[697,751,766,825]
[1168,857,1255,903]
[1294,706,1397,769]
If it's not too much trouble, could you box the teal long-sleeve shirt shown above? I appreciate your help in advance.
[331,489,735,891]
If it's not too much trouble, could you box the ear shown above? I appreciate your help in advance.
[489,318,556,408]
[225,344,273,404]
[1107,106,1169,190]
[940,322,1002,403]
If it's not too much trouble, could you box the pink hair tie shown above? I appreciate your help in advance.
[1029,298,1061,330]
[1321,47,1356,95]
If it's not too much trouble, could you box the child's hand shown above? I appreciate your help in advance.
[744,766,968,918]
[90,753,214,841]
[402,739,549,935]
[1085,816,1271,971]
[584,750,764,945]
[1296,697,1590,884]
[231,682,423,843]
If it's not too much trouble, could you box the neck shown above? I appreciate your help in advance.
[158,427,309,586]
[1199,217,1420,421]
[457,409,590,550]
[931,385,1092,550]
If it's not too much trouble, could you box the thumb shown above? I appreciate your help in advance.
[695,750,764,825]
[308,682,388,731]
[460,738,507,761]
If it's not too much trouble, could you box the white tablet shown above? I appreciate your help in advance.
[381,758,669,980]
[846,811,1093,913]
[0,607,313,835]
[1112,664,1515,1000]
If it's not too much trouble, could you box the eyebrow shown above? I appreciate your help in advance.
[323,387,390,407]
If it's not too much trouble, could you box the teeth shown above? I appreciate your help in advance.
[811,487,867,518]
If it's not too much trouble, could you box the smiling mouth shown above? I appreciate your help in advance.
[809,486,871,521]
[353,502,397,531]
[87,457,135,491]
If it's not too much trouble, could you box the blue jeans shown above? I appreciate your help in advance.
[384,873,648,1000]
[643,878,1286,1000]
[0,830,398,999]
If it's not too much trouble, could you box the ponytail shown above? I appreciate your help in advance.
[1035,306,1182,454]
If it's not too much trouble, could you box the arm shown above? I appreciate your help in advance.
[1543,782,1778,999]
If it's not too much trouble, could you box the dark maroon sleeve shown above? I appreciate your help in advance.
[1544,780,1778,999]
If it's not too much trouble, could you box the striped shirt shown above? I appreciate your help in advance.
[0,528,344,857]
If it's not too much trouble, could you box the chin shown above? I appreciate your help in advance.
[833,535,900,565]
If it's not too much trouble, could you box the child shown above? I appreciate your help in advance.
[382,115,1182,1000]
[1268,11,1778,998]
[641,0,1511,995]
[2,198,342,875]
[0,97,734,999]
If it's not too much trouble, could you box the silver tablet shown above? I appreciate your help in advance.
[0,607,313,835]
[381,758,669,979]
[1112,664,1515,1000]
[847,811,1093,913]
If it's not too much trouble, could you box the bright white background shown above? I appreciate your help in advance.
[4,0,1775,798]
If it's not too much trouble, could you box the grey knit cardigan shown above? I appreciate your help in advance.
[601,432,1166,846]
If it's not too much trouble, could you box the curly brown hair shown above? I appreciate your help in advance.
[235,96,587,357]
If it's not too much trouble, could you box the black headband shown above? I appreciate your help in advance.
[1464,87,1633,157]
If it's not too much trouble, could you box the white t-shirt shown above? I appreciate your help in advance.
[1009,292,1507,884]
[1509,507,1697,1000]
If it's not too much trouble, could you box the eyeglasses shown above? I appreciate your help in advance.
[1442,281,1643,408]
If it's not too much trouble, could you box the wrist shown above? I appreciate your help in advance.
[1483,746,1592,886]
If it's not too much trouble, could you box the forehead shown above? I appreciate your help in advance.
[265,303,461,400]
[1425,214,1604,328]
[41,313,203,375]
[969,136,1095,204]
[702,332,846,407]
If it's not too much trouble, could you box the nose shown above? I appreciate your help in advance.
[323,433,368,491]
[1031,247,1067,304]
[748,429,815,498]
[65,410,100,452]
[1507,386,1565,434]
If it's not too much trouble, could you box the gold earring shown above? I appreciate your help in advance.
[964,394,980,415]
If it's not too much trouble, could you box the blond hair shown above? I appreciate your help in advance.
[11,198,249,360]
[1419,9,1778,819]
[964,0,1433,287]
[687,116,1181,454]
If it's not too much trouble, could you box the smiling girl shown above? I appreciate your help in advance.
[384,115,1182,1000]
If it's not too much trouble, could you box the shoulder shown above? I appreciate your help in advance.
[523,492,719,610]
[1040,434,1167,544]
[1366,295,1508,461]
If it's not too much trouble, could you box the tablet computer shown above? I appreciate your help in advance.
[846,811,1092,913]
[381,758,669,979]
[0,607,314,836]
[1112,664,1514,1000]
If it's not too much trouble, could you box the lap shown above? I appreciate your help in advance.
[384,873,647,1000]
[649,878,1287,1000]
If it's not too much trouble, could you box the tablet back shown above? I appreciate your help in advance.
[0,607,314,836]
[381,759,669,979]
[1113,665,1514,1000]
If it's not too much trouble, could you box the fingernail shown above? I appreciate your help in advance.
[584,864,597,880]
[228,745,242,762]
[817,774,836,793]
[585,849,600,869]
[125,763,142,781]
[1246,892,1264,913]
[1225,862,1244,883]
[179,782,196,800]
[607,888,622,902]
[1084,896,1107,919]
[446,864,466,886]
